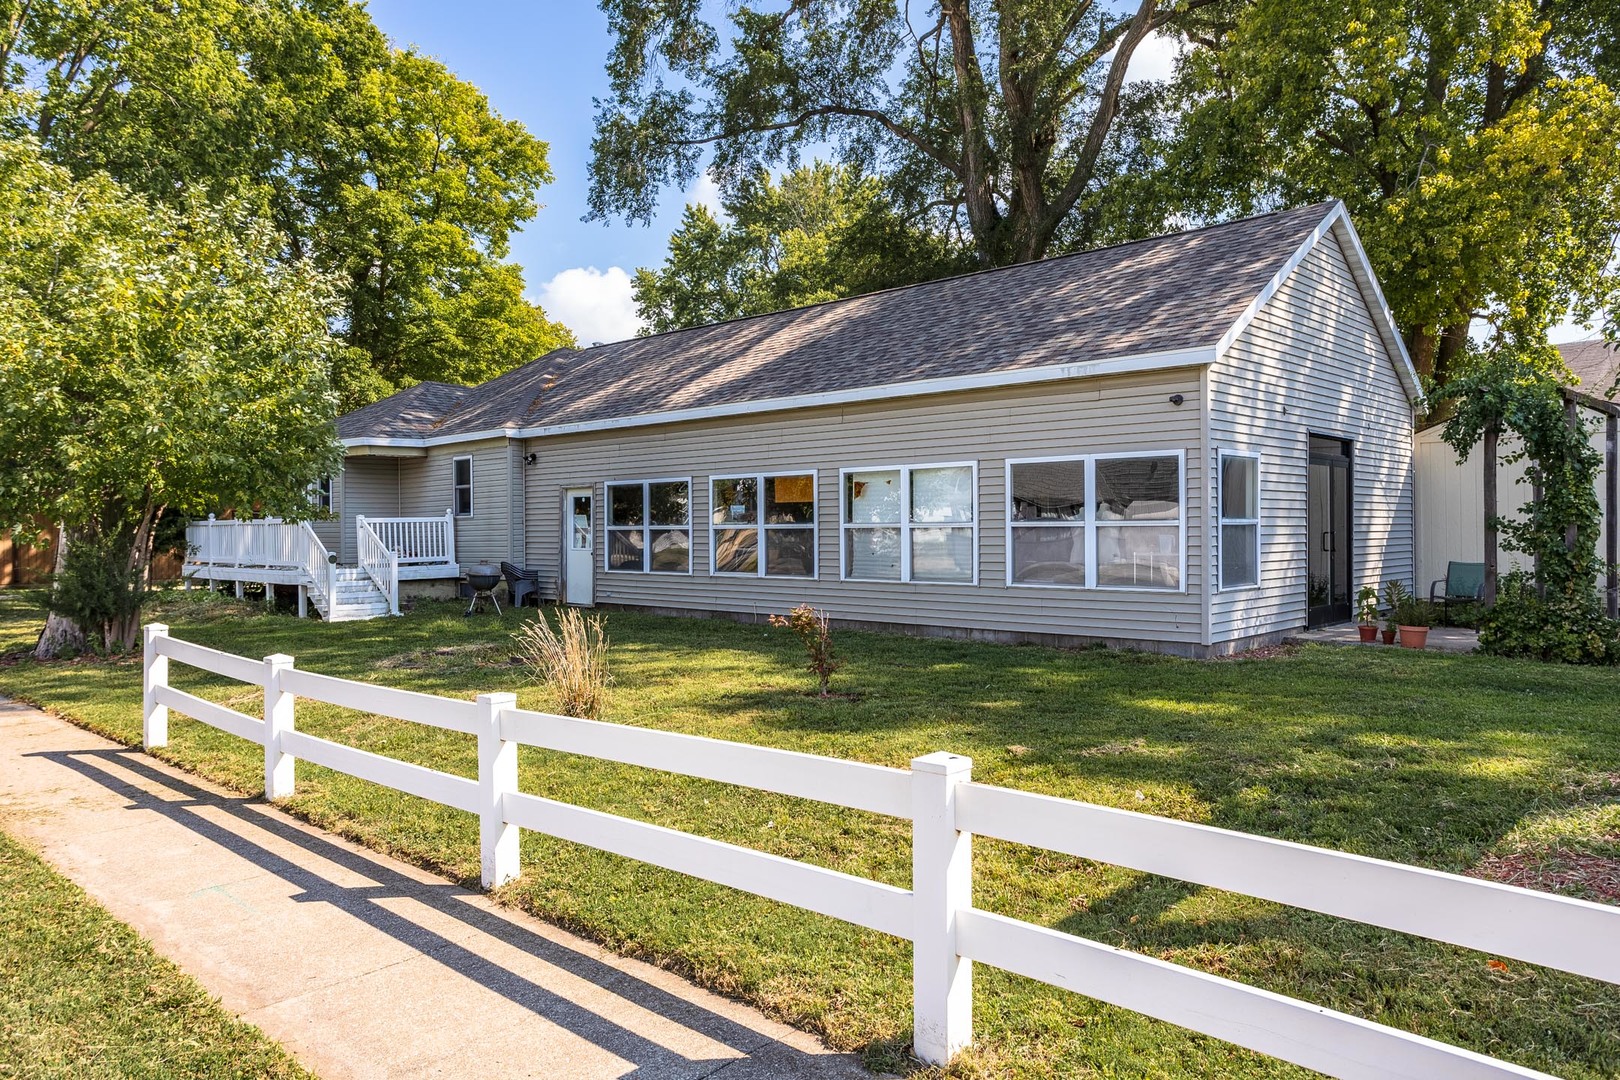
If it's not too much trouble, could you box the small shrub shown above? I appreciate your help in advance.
[769,603,843,697]
[1380,579,1409,633]
[1479,571,1620,665]
[511,607,612,718]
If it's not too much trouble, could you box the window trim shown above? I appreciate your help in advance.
[311,476,333,513]
[452,455,473,517]
[709,471,819,579]
[1003,449,1188,594]
[839,461,979,586]
[603,476,694,576]
[1217,449,1262,592]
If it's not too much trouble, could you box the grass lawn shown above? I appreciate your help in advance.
[0,826,312,1079]
[1,588,1618,1078]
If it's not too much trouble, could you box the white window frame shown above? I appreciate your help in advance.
[452,455,473,517]
[310,476,333,513]
[709,471,819,578]
[1004,450,1187,593]
[1218,449,1262,591]
[839,461,979,585]
[603,477,694,576]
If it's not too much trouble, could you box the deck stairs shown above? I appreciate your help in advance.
[307,568,394,623]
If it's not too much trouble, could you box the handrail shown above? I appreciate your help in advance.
[361,509,456,566]
[298,521,337,604]
[355,516,400,615]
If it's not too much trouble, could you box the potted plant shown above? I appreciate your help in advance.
[1396,596,1432,650]
[1355,585,1379,643]
[1379,580,1407,645]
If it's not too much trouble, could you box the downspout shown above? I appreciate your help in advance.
[1607,414,1618,619]
[1483,424,1498,607]
[1199,366,1214,649]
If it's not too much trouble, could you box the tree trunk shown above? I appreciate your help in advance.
[109,508,161,652]
[34,526,85,659]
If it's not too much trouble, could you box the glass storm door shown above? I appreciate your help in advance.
[565,488,594,606]
[1307,436,1353,626]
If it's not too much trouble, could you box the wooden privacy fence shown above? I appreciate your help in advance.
[141,623,1620,1079]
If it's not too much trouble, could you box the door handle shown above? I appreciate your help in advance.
[1321,531,1333,552]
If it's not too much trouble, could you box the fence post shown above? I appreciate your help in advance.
[911,751,973,1065]
[142,623,169,749]
[263,653,296,799]
[478,692,520,889]
[444,508,457,566]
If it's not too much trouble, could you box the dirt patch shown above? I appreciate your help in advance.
[374,643,515,671]
[1469,849,1620,904]
[1211,643,1301,662]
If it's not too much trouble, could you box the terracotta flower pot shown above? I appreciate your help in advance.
[1358,623,1378,643]
[1380,628,1396,645]
[1399,625,1429,650]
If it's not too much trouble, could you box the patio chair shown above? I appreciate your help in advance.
[1429,561,1486,625]
[501,561,546,607]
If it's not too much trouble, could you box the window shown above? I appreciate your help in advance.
[605,479,691,573]
[1005,452,1184,591]
[1219,451,1261,589]
[711,473,816,577]
[452,456,473,516]
[842,464,976,583]
[310,476,332,513]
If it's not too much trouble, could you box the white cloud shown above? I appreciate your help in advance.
[687,170,726,218]
[537,266,645,346]
[1121,32,1181,85]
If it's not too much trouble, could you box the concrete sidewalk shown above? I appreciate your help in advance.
[0,698,869,1080]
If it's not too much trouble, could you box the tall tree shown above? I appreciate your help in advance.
[1168,0,1620,391]
[590,0,1221,268]
[1,0,573,407]
[634,162,969,333]
[0,135,343,654]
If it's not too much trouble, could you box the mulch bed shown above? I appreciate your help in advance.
[1469,849,1620,904]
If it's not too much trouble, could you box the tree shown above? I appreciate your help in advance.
[0,136,343,655]
[1168,0,1620,392]
[589,0,1222,268]
[634,162,969,333]
[1,0,573,408]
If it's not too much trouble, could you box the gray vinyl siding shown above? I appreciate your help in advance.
[1208,232,1416,644]
[398,439,514,567]
[522,370,1209,645]
[334,458,401,565]
[310,470,343,556]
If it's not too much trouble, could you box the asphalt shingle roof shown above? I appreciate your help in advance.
[1560,339,1620,402]
[340,202,1339,441]
[336,381,472,440]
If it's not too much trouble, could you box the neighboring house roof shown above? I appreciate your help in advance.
[1560,339,1620,402]
[340,200,1418,448]
[337,381,471,440]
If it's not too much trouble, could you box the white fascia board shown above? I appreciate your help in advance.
[1212,201,1423,408]
[338,346,1217,452]
[508,345,1216,441]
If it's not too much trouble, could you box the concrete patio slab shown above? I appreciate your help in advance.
[1286,623,1479,653]
[0,697,870,1080]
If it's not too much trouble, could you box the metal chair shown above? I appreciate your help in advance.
[1429,561,1486,625]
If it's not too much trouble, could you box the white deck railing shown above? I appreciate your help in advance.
[355,517,400,616]
[362,510,456,566]
[186,516,310,571]
[142,623,1620,1080]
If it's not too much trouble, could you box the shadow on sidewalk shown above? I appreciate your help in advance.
[28,744,863,1080]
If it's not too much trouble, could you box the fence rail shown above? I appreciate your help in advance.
[140,623,1620,1079]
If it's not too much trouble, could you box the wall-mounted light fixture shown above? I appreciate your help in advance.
[1168,393,1184,407]
[524,452,539,465]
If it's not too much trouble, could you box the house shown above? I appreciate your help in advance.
[186,200,1421,653]
[1414,340,1619,616]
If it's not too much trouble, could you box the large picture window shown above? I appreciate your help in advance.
[1005,452,1184,591]
[842,464,976,584]
[452,456,473,516]
[711,473,817,577]
[605,479,691,573]
[1219,451,1261,589]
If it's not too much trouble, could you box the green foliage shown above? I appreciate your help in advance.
[43,535,143,655]
[1,1,572,408]
[1380,579,1409,632]
[0,135,343,647]
[591,1,1213,266]
[1394,596,1435,629]
[634,162,969,333]
[1355,584,1379,623]
[1442,349,1606,602]
[1169,0,1620,390]
[1480,571,1620,664]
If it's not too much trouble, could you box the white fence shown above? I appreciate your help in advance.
[355,517,401,615]
[141,623,1620,1078]
[363,511,456,566]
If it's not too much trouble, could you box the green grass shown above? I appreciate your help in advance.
[0,826,313,1079]
[2,588,1618,1078]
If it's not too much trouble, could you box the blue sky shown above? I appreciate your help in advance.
[365,1,724,344]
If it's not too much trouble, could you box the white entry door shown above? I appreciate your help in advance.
[564,488,594,606]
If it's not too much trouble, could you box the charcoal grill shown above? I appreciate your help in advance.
[464,563,502,616]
